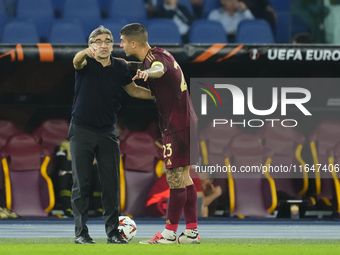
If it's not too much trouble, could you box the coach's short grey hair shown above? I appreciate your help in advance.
[88,25,113,45]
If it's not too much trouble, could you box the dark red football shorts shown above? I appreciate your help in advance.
[162,123,199,169]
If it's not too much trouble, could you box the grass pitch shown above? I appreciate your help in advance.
[1,238,340,255]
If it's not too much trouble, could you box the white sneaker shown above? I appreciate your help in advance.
[139,232,176,244]
[1,207,18,218]
[177,229,200,244]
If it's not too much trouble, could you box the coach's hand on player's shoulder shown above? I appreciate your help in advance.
[84,46,96,58]
[132,69,149,82]
[115,57,130,66]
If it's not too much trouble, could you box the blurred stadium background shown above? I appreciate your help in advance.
[1,0,340,223]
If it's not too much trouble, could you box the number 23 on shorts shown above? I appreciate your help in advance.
[163,143,172,158]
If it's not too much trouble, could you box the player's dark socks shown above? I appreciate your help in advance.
[184,185,198,229]
[165,188,187,231]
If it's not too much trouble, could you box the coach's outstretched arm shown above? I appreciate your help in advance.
[73,46,96,70]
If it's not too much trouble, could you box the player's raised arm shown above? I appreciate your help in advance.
[73,46,96,70]
[132,64,164,81]
[123,81,155,100]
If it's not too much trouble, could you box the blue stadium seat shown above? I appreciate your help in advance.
[269,0,290,12]
[156,0,194,15]
[0,0,7,34]
[50,0,65,17]
[1,0,15,18]
[109,0,148,26]
[101,20,126,44]
[97,0,110,12]
[16,0,54,40]
[236,19,275,44]
[1,19,40,43]
[275,12,291,43]
[0,12,7,40]
[189,19,227,43]
[147,19,182,44]
[63,0,101,35]
[0,0,5,15]
[49,20,87,43]
[51,0,65,12]
[97,0,110,18]
[202,0,221,18]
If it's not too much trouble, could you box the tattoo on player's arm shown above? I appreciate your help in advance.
[166,167,185,189]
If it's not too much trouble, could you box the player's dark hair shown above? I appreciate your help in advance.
[120,23,148,45]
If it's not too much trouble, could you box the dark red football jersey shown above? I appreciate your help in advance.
[143,47,198,136]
